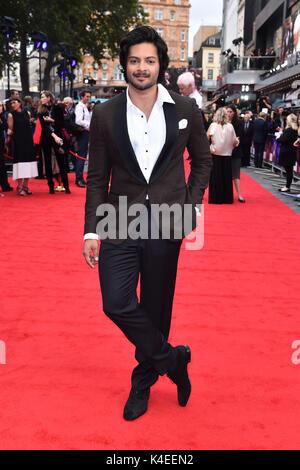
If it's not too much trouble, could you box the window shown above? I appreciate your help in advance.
[209,37,216,45]
[155,9,163,20]
[114,65,124,81]
[102,72,108,81]
[181,30,186,42]
[170,11,175,21]
[169,47,177,60]
[156,28,163,37]
[207,69,213,79]
[93,71,97,80]
[208,53,214,63]
[175,0,181,4]
[102,63,108,70]
[181,48,185,61]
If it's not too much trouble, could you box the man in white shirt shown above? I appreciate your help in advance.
[177,71,203,109]
[75,90,91,187]
[83,27,211,421]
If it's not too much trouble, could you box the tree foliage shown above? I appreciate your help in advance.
[0,0,146,93]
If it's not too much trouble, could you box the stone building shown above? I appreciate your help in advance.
[73,0,190,98]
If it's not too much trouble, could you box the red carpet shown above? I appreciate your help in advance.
[1,170,300,450]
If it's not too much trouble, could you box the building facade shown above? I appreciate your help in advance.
[73,0,190,98]
[193,25,221,54]
[194,32,221,105]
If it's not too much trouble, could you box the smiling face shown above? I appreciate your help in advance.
[10,99,22,112]
[126,42,160,91]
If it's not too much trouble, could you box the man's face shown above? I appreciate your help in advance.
[244,114,250,123]
[82,93,91,105]
[178,83,193,97]
[126,42,160,91]
[63,99,72,109]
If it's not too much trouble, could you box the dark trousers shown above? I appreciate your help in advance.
[241,144,251,167]
[41,138,69,190]
[254,142,265,168]
[284,165,294,189]
[0,150,10,190]
[99,213,182,391]
[75,130,89,183]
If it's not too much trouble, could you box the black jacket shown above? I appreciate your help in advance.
[277,127,298,167]
[241,121,254,146]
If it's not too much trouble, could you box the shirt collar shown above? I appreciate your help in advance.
[126,83,175,110]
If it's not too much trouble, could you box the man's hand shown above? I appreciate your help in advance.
[83,239,99,269]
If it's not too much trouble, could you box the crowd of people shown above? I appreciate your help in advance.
[1,82,299,204]
[204,104,300,203]
[0,89,96,197]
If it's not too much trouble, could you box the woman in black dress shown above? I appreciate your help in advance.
[7,96,38,196]
[227,105,245,202]
[0,101,13,196]
[38,91,70,194]
[277,113,298,192]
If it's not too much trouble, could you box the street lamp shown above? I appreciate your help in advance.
[32,31,48,92]
[0,16,17,96]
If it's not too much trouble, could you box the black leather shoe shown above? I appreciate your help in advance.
[123,388,150,421]
[65,188,71,194]
[76,181,85,188]
[167,345,191,407]
[49,187,55,194]
[2,186,13,192]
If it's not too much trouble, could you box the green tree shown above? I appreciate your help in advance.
[0,0,146,95]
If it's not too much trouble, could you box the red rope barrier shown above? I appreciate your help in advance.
[69,150,88,161]
[3,153,13,160]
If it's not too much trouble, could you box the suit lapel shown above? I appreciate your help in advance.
[149,101,179,184]
[114,92,146,184]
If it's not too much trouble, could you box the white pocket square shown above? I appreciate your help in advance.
[178,119,188,130]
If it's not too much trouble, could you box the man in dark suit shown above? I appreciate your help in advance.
[83,27,212,420]
[241,113,254,167]
[253,112,268,168]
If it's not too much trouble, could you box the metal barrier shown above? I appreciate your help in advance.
[256,134,300,177]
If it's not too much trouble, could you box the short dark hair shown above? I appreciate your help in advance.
[119,26,169,84]
[79,89,91,99]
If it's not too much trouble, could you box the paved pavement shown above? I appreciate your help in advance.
[242,160,300,216]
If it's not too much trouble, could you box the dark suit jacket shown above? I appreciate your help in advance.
[84,90,212,244]
[241,121,254,147]
[253,118,268,144]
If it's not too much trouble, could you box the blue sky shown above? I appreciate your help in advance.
[189,0,223,55]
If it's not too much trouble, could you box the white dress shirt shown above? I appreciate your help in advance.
[126,83,174,183]
[75,101,91,131]
[84,84,175,240]
[189,89,202,109]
